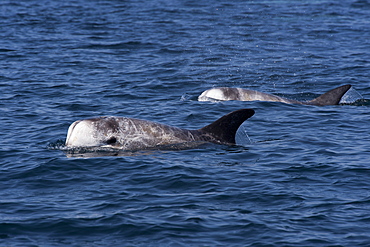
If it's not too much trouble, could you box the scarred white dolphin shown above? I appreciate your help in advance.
[198,85,352,106]
[65,109,255,150]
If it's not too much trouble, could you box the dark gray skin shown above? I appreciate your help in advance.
[198,85,352,106]
[65,109,255,150]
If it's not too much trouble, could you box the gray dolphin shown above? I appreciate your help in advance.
[65,109,255,150]
[198,84,352,106]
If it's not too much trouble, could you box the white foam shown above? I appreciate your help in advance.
[339,86,363,104]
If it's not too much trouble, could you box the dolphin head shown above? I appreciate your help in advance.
[198,87,242,101]
[65,117,119,147]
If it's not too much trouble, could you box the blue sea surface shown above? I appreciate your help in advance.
[1,0,370,246]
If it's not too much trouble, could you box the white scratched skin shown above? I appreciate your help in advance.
[115,118,195,149]
[238,88,294,103]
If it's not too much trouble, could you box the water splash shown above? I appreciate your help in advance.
[235,125,253,146]
[340,86,363,104]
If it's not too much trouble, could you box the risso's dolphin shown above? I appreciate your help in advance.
[198,84,352,106]
[65,109,255,150]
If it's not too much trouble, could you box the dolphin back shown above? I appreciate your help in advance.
[307,84,352,106]
[198,109,255,144]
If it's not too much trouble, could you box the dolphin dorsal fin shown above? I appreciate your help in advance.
[198,109,255,144]
[308,84,352,106]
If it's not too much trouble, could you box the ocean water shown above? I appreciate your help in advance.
[1,0,370,246]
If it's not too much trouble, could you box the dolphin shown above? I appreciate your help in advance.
[198,84,352,106]
[65,109,255,150]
